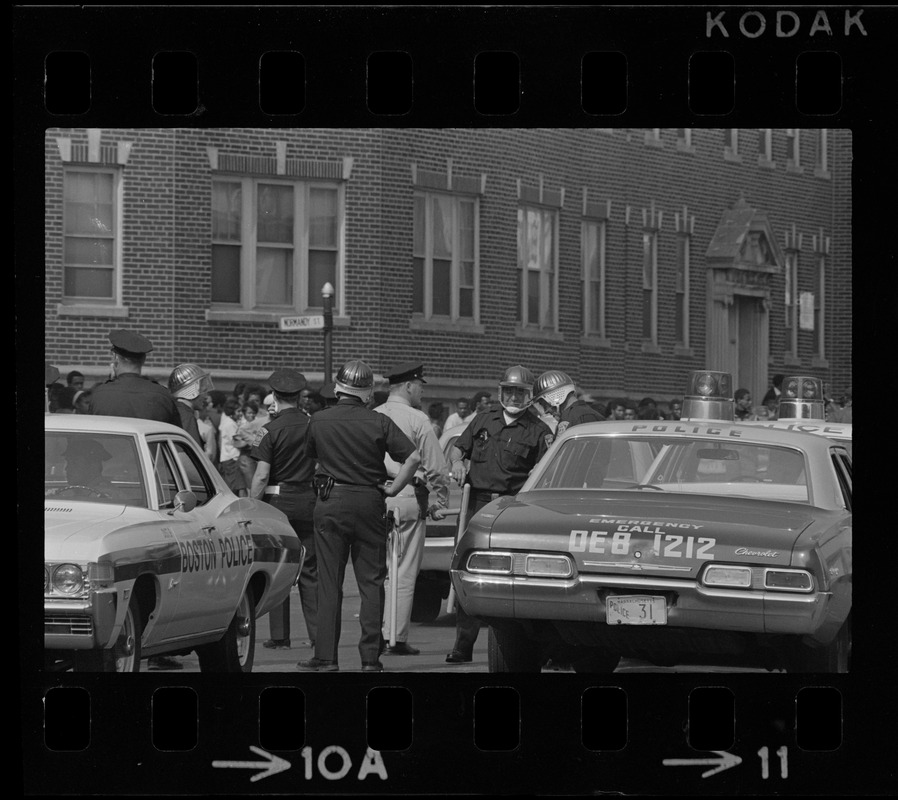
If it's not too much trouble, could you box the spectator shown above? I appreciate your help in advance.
[637,397,662,420]
[427,401,445,438]
[235,400,265,486]
[196,399,218,462]
[307,391,325,414]
[66,370,85,391]
[52,385,78,413]
[623,402,637,420]
[245,385,270,426]
[734,388,758,421]
[299,386,315,416]
[605,398,628,421]
[206,390,228,463]
[665,398,682,420]
[472,390,492,415]
[830,389,853,423]
[73,389,92,414]
[444,397,475,432]
[218,396,247,497]
[761,374,784,408]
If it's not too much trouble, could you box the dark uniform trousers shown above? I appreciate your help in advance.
[314,486,388,665]
[267,488,317,643]
[452,491,505,656]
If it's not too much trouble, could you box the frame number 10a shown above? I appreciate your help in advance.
[758,746,788,779]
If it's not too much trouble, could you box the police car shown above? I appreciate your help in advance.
[739,375,852,454]
[44,414,304,672]
[449,371,852,673]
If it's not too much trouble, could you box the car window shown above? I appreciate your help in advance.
[149,440,182,509]
[831,452,852,510]
[45,431,148,507]
[533,437,672,489]
[172,439,216,506]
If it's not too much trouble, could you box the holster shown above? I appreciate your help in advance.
[386,509,396,536]
[313,474,335,501]
[412,477,429,520]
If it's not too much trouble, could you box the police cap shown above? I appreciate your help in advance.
[268,368,307,394]
[386,362,427,385]
[108,329,154,356]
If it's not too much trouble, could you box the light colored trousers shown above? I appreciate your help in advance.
[382,494,426,643]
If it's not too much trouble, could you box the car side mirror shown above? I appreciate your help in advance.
[171,490,197,514]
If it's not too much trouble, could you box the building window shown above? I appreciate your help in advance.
[724,128,739,156]
[814,253,826,358]
[62,168,119,301]
[814,129,830,178]
[211,178,343,314]
[677,128,692,148]
[412,192,479,320]
[759,128,774,165]
[582,219,606,338]
[675,233,690,346]
[642,230,658,342]
[784,249,799,352]
[786,128,801,170]
[517,205,557,328]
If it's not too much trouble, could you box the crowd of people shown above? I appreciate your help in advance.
[44,330,852,671]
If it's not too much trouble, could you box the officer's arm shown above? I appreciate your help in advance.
[384,450,421,498]
[250,461,271,500]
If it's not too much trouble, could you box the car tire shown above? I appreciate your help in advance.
[410,583,443,623]
[487,624,542,672]
[789,618,851,674]
[73,596,142,673]
[197,586,256,673]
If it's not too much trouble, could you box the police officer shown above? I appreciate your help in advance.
[375,362,450,655]
[445,365,553,664]
[249,369,318,653]
[532,370,604,436]
[297,359,421,673]
[89,330,182,427]
[168,363,215,446]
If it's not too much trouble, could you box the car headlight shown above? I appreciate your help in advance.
[764,568,814,592]
[524,554,573,578]
[702,565,753,588]
[52,564,86,595]
[466,552,513,574]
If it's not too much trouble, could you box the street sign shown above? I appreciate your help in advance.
[279,315,325,331]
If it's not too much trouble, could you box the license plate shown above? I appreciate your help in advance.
[606,595,667,625]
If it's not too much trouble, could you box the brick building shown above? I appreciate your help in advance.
[44,127,851,411]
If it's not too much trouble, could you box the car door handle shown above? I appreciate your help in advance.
[202,526,216,536]
[237,520,252,528]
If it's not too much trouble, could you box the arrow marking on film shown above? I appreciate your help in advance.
[212,746,291,782]
[662,750,742,778]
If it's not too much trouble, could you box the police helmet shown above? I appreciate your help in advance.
[533,370,576,412]
[335,359,375,402]
[498,365,535,415]
[680,370,735,422]
[777,376,826,421]
[168,363,214,400]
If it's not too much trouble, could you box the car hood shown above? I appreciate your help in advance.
[484,490,817,574]
[45,502,132,555]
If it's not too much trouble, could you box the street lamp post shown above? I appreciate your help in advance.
[322,282,334,385]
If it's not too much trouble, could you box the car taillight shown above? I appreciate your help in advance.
[764,569,814,592]
[702,565,753,588]
[466,552,513,574]
[524,554,573,577]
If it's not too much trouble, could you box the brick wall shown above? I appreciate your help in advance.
[45,127,851,403]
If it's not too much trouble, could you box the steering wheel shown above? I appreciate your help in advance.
[54,484,111,498]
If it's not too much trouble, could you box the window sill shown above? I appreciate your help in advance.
[786,161,804,175]
[580,335,613,349]
[811,355,830,369]
[813,167,831,180]
[676,142,696,154]
[205,308,352,327]
[783,352,802,367]
[514,323,564,342]
[758,157,777,170]
[644,134,663,148]
[641,341,662,354]
[724,148,742,163]
[56,303,129,318]
[409,316,485,334]
[673,345,695,357]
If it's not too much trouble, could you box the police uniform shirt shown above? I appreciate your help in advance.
[454,408,553,494]
[89,373,182,427]
[304,397,416,486]
[375,394,450,507]
[557,399,604,436]
[250,407,315,488]
[176,399,203,445]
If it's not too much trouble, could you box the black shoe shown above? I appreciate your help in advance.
[445,649,472,664]
[296,657,339,672]
[148,655,183,670]
[384,642,420,656]
[262,638,291,649]
[361,661,384,672]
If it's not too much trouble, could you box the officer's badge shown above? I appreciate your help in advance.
[545,433,555,447]
[477,428,490,443]
[252,428,267,447]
